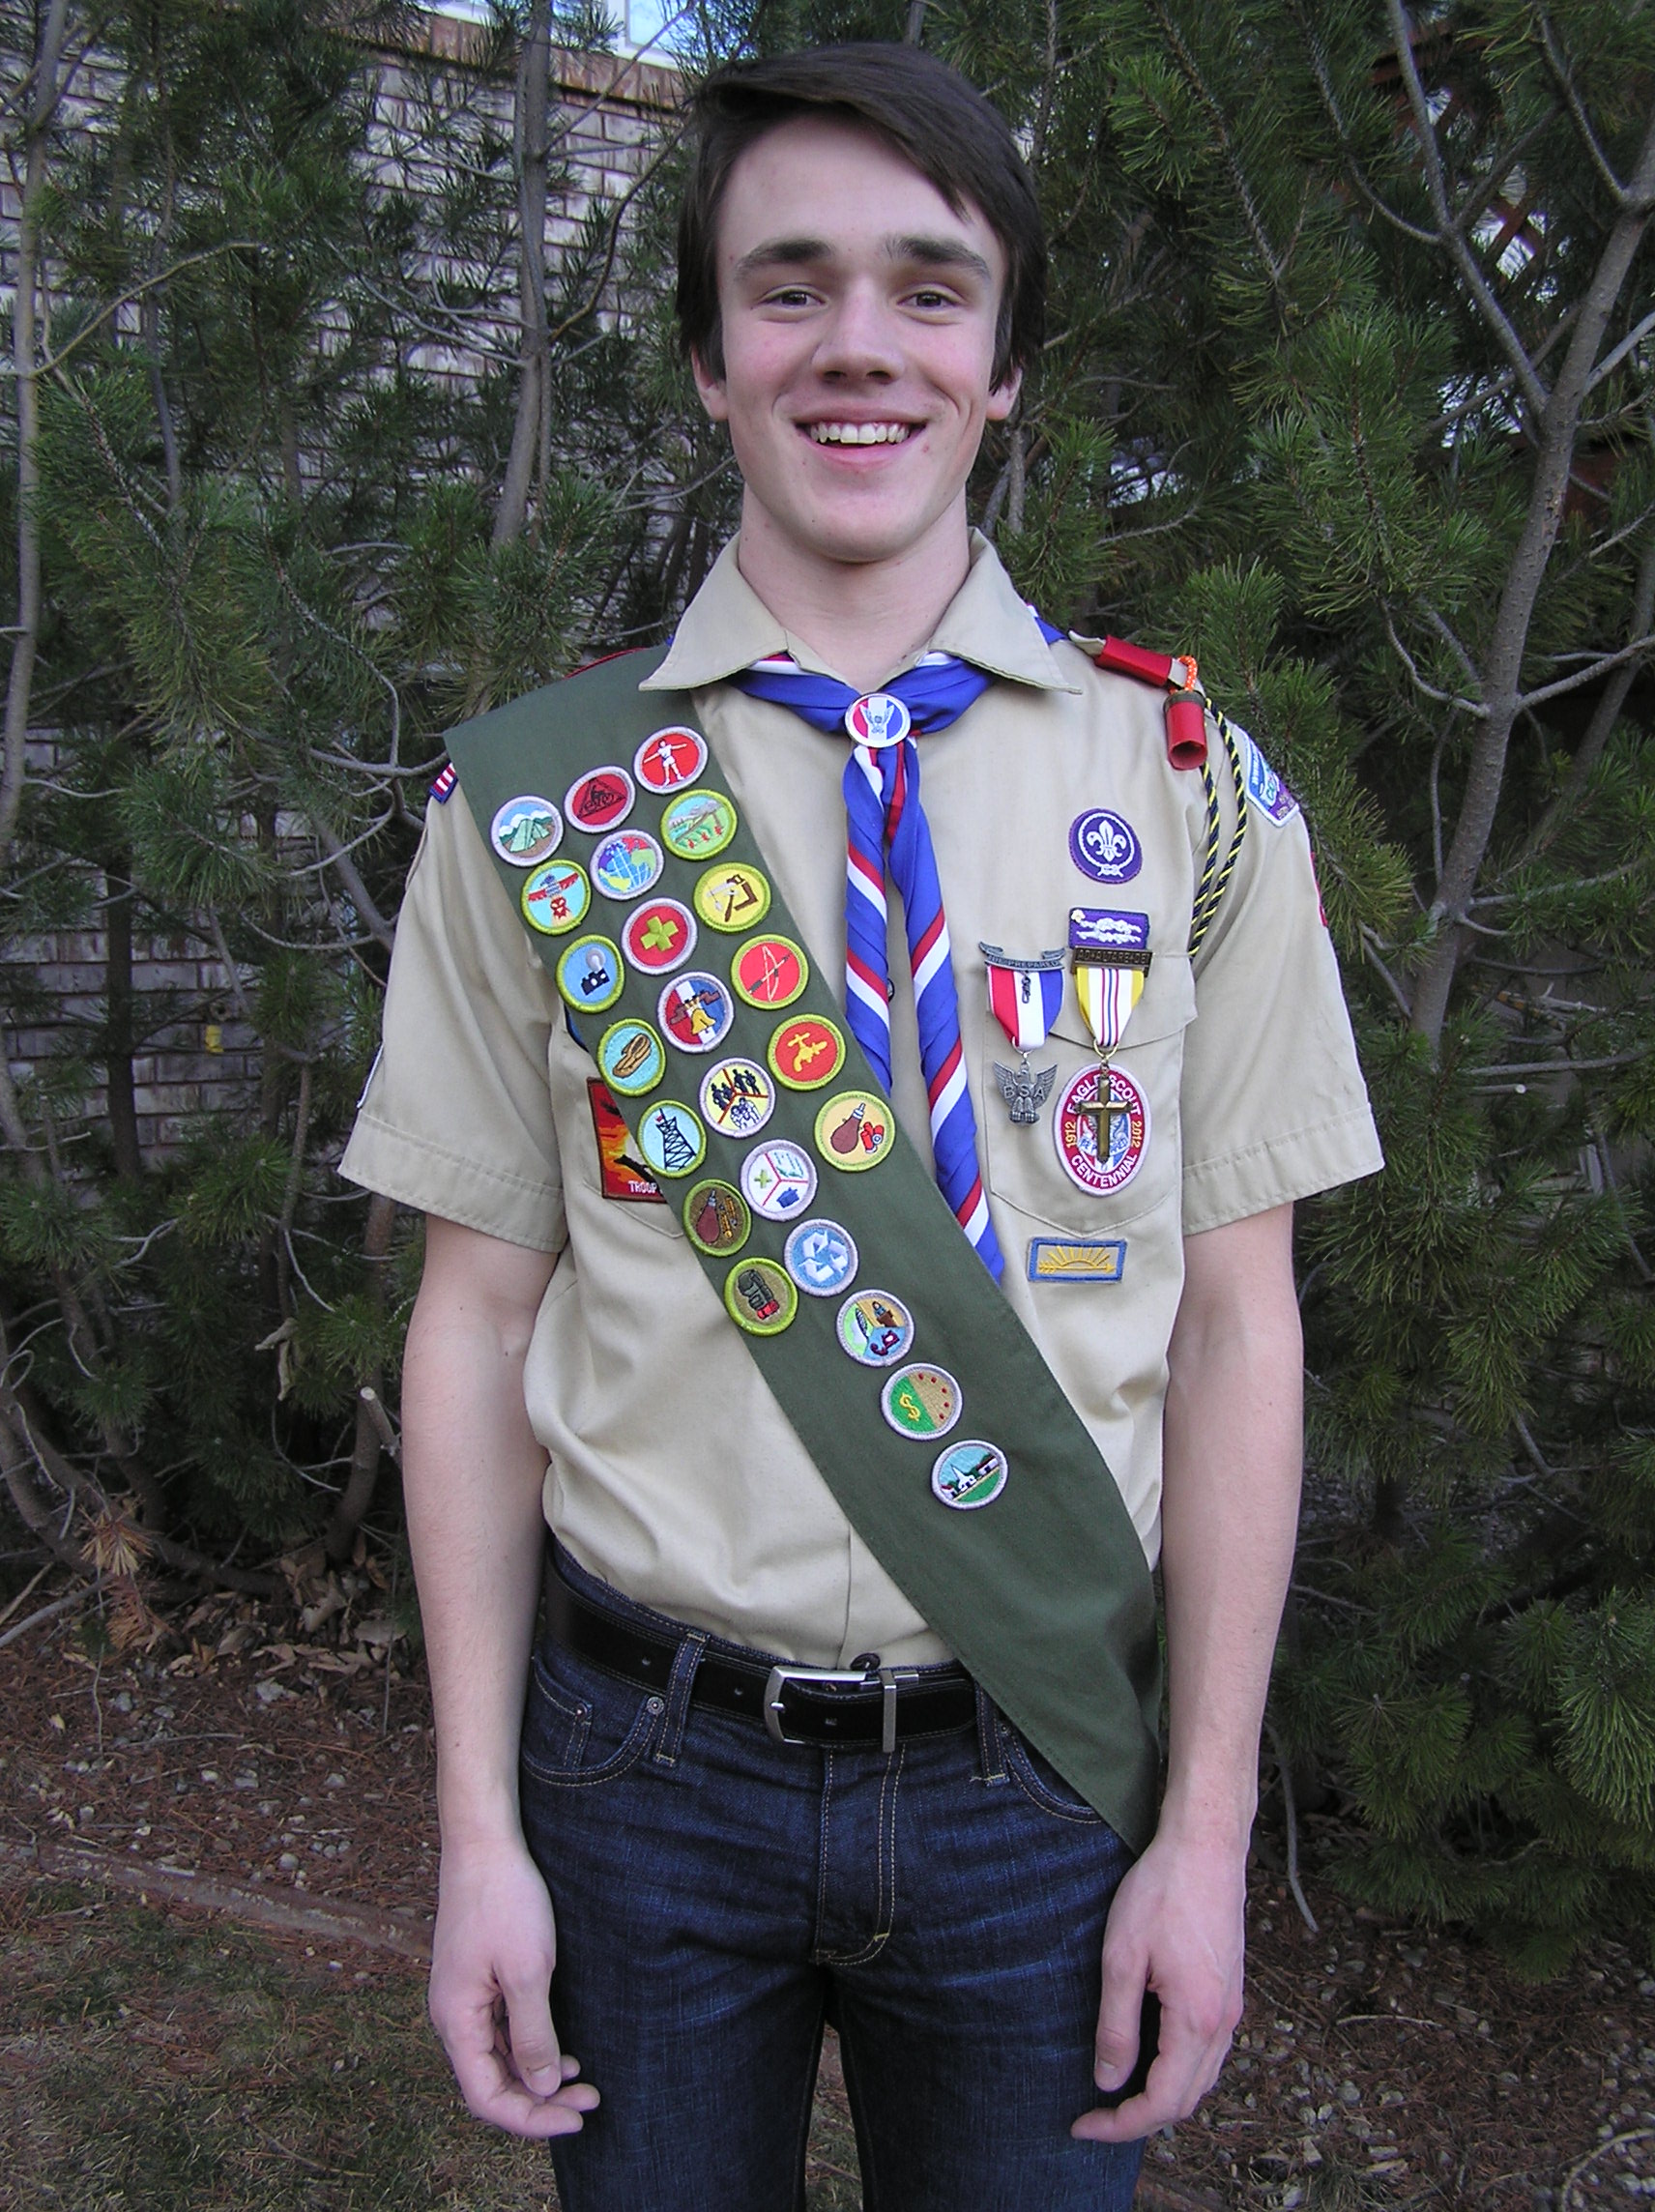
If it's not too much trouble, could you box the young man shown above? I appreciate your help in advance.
[341,44,1381,2212]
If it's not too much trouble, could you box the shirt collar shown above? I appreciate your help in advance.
[640,530,1080,697]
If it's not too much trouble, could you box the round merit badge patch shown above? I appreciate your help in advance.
[596,1018,664,1098]
[768,1014,846,1091]
[564,766,634,834]
[732,934,808,1010]
[698,1057,775,1140]
[637,1098,706,1179]
[634,726,708,796]
[554,934,624,1012]
[694,860,770,934]
[622,897,696,975]
[490,794,563,867]
[682,1178,750,1257]
[520,858,590,936]
[724,1257,798,1337]
[1068,807,1143,884]
[815,1091,893,1171]
[660,787,738,860]
[657,971,735,1054]
[932,1440,1008,1510]
[783,1217,858,1298]
[881,1363,963,1441]
[835,1289,914,1368]
[590,829,664,902]
[1052,1064,1150,1197]
[740,1138,817,1221]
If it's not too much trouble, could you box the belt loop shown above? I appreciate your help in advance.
[975,1685,1007,1787]
[653,1626,707,1765]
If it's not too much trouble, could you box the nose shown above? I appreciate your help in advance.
[812,278,903,381]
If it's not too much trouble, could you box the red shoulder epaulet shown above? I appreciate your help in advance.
[1090,636,1207,771]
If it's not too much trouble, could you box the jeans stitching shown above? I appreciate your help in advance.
[1001,1732,1105,1825]
[520,1695,659,1789]
[528,1652,592,1770]
[812,1750,835,1961]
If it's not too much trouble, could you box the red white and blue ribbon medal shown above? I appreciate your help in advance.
[980,942,1063,1125]
[1068,907,1151,1127]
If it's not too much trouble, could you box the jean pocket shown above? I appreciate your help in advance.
[999,1721,1108,1826]
[520,1644,661,1788]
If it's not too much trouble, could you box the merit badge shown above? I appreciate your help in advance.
[555,934,624,1012]
[657,971,735,1055]
[682,1178,750,1257]
[741,1138,817,1221]
[660,787,738,860]
[622,897,697,975]
[694,859,770,933]
[783,1217,858,1298]
[591,829,664,902]
[490,794,563,867]
[844,693,912,748]
[724,1257,798,1338]
[1052,1065,1150,1197]
[637,1098,706,1179]
[815,1091,893,1172]
[521,858,590,937]
[564,766,634,833]
[1027,1237,1126,1283]
[931,1440,1008,1510]
[981,943,1063,1127]
[732,934,809,1010]
[699,1057,775,1140]
[1069,807,1143,885]
[1241,730,1299,824]
[586,1080,663,1205]
[881,1362,963,1441]
[835,1289,915,1368]
[768,1013,846,1091]
[596,1018,665,1098]
[634,725,708,797]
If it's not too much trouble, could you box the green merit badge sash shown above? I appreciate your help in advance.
[445,650,1161,1847]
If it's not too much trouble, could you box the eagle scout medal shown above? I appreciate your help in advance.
[981,943,1063,1125]
[932,1439,1008,1510]
[596,1017,664,1097]
[565,766,634,833]
[699,1057,774,1140]
[634,725,708,796]
[657,971,735,1054]
[844,693,912,748]
[590,829,664,901]
[1068,807,1142,885]
[724,1257,798,1337]
[622,896,696,975]
[740,1138,817,1220]
[490,794,563,866]
[835,1289,914,1368]
[815,1091,893,1171]
[521,858,589,936]
[1068,909,1151,1138]
[555,934,624,1012]
[768,1013,847,1091]
[585,1080,663,1205]
[638,1098,706,1179]
[732,934,808,1010]
[1053,1065,1150,1196]
[783,1217,858,1298]
[682,1178,749,1257]
[694,859,770,932]
[881,1363,963,1441]
[661,787,738,859]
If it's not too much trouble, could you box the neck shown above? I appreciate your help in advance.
[735,496,973,696]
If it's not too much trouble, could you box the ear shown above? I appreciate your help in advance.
[985,364,1023,423]
[691,347,730,423]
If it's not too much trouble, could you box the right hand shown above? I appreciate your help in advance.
[428,1831,601,2139]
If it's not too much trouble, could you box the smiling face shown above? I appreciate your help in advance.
[692,115,1020,589]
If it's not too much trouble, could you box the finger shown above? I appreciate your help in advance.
[1092,1942,1147,2092]
[437,1981,598,2139]
[498,1964,568,2098]
[1073,2006,1227,2142]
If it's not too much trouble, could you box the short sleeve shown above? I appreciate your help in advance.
[1179,753,1383,1236]
[338,795,567,1251]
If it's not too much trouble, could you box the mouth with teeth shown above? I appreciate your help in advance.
[806,421,916,446]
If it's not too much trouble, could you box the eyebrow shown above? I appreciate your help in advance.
[731,233,995,285]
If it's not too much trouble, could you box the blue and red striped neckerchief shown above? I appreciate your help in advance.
[730,619,1065,1282]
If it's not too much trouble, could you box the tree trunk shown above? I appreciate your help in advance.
[494,2,551,549]
[324,1193,398,1561]
[103,867,143,1182]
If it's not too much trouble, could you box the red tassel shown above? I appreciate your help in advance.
[1164,689,1208,771]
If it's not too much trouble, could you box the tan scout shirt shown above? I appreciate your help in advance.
[342,535,1381,1668]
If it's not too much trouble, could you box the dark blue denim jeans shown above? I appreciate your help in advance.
[518,1549,1145,2212]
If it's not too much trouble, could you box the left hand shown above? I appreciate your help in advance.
[1069,1826,1247,2142]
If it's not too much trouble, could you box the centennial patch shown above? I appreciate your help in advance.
[590,829,664,901]
[881,1362,963,1441]
[782,1217,858,1298]
[699,1057,775,1140]
[490,794,563,867]
[1242,731,1299,824]
[843,692,913,748]
[622,897,696,975]
[554,933,624,1012]
[1027,1237,1127,1283]
[595,1017,665,1098]
[585,1079,663,1205]
[931,1440,1009,1510]
[564,766,635,833]
[724,1257,798,1338]
[835,1289,915,1368]
[657,970,735,1054]
[520,858,590,937]
[637,1098,706,1180]
[815,1091,893,1171]
[1068,807,1143,885]
[694,859,770,933]
[1052,1065,1150,1197]
[634,725,708,796]
[740,1138,817,1221]
[682,1178,750,1257]
[732,934,809,1010]
[768,1013,846,1091]
[660,787,738,859]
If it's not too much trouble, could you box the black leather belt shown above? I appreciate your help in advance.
[542,1557,976,1754]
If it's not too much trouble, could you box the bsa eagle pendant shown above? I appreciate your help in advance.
[995,1056,1057,1126]
[980,943,1063,1126]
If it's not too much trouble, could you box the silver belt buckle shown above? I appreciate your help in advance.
[763,1662,919,1753]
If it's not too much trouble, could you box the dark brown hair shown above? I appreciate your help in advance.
[676,44,1046,392]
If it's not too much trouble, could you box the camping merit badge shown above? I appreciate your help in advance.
[980,943,1063,1125]
[1067,908,1152,1145]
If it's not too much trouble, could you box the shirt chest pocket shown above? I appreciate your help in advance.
[979,952,1196,1237]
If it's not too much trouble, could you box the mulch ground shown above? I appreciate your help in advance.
[0,1584,1648,2211]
